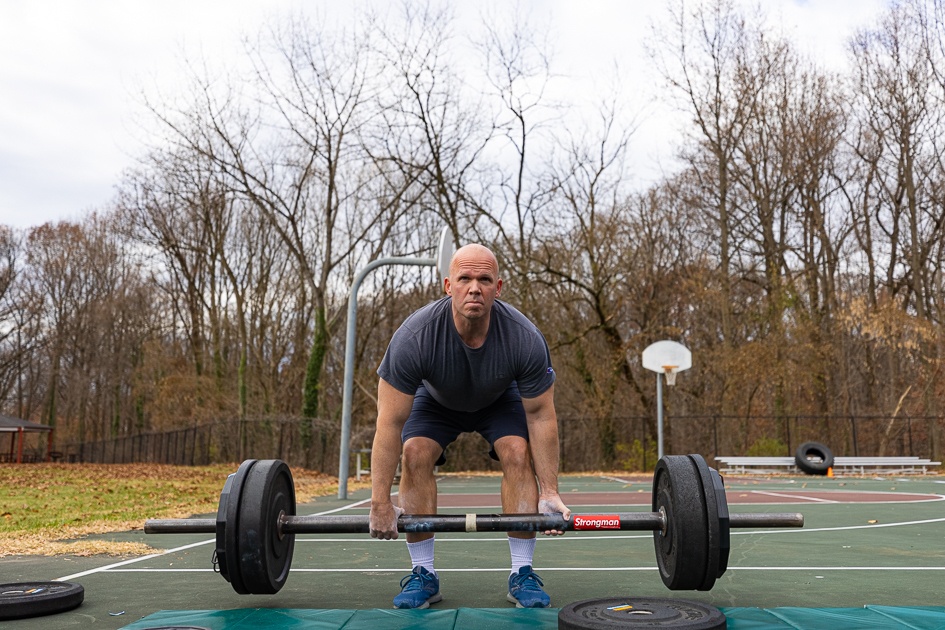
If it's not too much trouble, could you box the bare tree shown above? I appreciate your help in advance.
[16,216,155,443]
[527,100,650,464]
[847,0,945,440]
[850,0,944,319]
[474,3,559,265]
[0,226,27,410]
[372,2,495,244]
[651,0,764,347]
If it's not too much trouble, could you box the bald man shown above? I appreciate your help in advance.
[369,243,571,609]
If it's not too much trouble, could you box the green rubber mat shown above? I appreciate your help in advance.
[120,605,945,629]
[721,605,945,628]
[119,607,555,629]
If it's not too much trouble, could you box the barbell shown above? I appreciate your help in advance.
[144,454,803,595]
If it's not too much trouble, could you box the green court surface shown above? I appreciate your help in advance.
[4,472,944,628]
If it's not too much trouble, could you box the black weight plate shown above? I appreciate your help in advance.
[0,581,84,620]
[237,459,296,594]
[710,469,730,578]
[223,459,258,594]
[559,597,726,630]
[688,454,720,590]
[652,456,709,590]
[215,468,236,584]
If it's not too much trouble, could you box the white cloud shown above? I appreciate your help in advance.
[0,0,890,229]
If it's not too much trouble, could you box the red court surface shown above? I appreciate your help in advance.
[435,488,943,507]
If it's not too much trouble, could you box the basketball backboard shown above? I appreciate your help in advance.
[436,227,454,280]
[642,340,691,386]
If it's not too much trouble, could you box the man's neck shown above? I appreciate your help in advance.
[453,313,491,349]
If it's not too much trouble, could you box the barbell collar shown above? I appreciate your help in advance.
[146,518,216,534]
[729,512,804,528]
[144,510,802,536]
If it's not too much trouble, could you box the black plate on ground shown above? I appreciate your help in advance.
[559,597,726,629]
[0,581,84,620]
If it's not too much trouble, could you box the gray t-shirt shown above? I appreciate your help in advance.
[377,297,555,412]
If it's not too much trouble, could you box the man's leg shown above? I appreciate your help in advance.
[400,436,441,562]
[494,436,549,608]
[393,436,443,609]
[495,433,539,529]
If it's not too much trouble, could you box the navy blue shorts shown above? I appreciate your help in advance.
[402,385,528,466]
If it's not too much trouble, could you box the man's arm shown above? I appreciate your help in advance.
[521,384,571,533]
[369,378,414,540]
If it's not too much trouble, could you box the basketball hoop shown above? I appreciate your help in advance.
[663,366,679,386]
[641,341,692,460]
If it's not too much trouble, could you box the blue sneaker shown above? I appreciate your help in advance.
[507,565,550,608]
[393,566,442,609]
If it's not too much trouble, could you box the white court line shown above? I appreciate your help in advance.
[404,501,945,511]
[70,510,945,564]
[99,565,945,574]
[600,476,635,484]
[724,567,945,571]
[56,539,216,582]
[56,496,375,582]
[509,481,945,507]
[258,514,945,544]
[750,490,838,503]
[286,565,945,572]
[745,516,945,535]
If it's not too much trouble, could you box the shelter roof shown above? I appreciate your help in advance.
[0,413,53,432]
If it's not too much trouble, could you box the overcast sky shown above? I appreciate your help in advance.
[0,0,889,230]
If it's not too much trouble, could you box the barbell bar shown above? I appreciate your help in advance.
[143,455,804,595]
[145,510,801,536]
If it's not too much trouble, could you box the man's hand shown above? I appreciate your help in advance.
[369,500,405,540]
[538,494,572,537]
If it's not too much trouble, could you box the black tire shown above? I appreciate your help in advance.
[795,441,834,475]
[0,581,84,620]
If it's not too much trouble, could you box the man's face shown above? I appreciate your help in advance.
[445,246,502,322]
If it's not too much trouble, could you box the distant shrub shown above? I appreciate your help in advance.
[746,437,787,456]
[615,439,658,472]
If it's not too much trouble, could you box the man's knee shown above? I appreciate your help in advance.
[401,438,441,475]
[496,437,532,472]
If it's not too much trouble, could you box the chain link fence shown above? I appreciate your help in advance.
[47,414,944,474]
[55,417,340,471]
[556,414,944,472]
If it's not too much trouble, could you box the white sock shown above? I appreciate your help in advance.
[508,536,536,575]
[407,537,436,575]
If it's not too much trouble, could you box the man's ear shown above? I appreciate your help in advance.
[444,277,452,295]
[496,277,502,297]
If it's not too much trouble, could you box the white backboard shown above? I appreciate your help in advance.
[436,227,454,279]
[642,340,692,374]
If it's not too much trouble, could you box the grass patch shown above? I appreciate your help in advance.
[0,463,366,557]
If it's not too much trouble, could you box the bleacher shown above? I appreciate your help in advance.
[714,455,941,475]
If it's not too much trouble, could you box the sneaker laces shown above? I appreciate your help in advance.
[513,569,544,590]
[400,570,435,592]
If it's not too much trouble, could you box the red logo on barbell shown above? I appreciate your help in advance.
[573,515,621,530]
